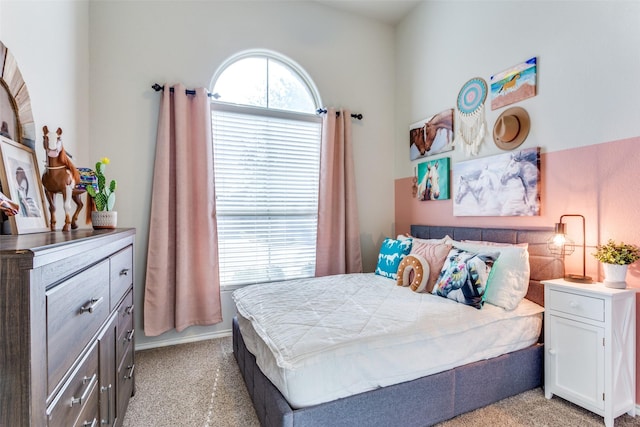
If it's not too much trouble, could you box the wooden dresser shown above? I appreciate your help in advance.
[0,228,136,427]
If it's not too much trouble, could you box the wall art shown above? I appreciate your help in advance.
[490,57,537,110]
[416,157,450,201]
[453,147,540,216]
[409,108,454,160]
[455,77,488,156]
[0,136,48,233]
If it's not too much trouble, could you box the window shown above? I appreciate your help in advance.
[211,50,322,287]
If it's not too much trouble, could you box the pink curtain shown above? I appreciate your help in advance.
[144,83,222,336]
[315,108,363,276]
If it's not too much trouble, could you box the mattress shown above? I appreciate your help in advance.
[233,273,543,409]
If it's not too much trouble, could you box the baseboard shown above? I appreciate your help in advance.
[134,329,232,351]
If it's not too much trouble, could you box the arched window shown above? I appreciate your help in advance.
[211,50,322,287]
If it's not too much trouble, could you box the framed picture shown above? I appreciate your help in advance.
[490,57,537,110]
[453,147,540,216]
[417,157,451,201]
[0,136,49,233]
[409,108,454,160]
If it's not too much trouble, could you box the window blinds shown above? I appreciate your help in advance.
[212,106,322,286]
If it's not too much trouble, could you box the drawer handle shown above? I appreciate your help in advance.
[80,297,104,314]
[124,364,135,380]
[120,268,130,276]
[569,301,579,308]
[125,305,134,315]
[82,418,98,427]
[71,373,97,407]
[100,384,112,425]
[125,329,135,342]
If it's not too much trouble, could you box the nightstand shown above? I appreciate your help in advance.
[543,278,636,427]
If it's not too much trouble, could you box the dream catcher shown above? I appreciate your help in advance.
[455,77,488,156]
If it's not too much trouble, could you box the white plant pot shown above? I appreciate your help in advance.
[602,263,628,288]
[92,211,117,230]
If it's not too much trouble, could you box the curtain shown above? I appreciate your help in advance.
[144,83,222,336]
[315,108,363,276]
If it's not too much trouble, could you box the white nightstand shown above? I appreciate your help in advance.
[543,278,636,427]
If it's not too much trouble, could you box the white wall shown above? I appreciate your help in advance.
[395,0,640,179]
[0,0,90,180]
[88,1,396,347]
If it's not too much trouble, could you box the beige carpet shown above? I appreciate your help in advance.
[122,337,638,427]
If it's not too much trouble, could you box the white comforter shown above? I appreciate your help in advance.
[233,273,543,407]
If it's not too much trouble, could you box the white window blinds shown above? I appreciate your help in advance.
[212,105,322,286]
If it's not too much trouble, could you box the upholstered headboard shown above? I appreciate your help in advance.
[410,225,565,307]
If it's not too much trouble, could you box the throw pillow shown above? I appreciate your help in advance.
[410,241,453,293]
[432,248,499,309]
[396,254,430,292]
[375,237,413,280]
[452,240,530,310]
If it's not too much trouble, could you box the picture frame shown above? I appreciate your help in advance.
[453,147,540,217]
[416,157,451,201]
[0,136,49,234]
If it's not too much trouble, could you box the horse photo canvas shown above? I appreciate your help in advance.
[409,108,454,160]
[453,146,540,216]
[490,57,537,110]
[417,157,450,201]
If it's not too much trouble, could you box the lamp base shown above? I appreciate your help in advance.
[564,274,593,284]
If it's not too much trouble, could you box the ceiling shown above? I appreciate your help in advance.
[314,0,422,25]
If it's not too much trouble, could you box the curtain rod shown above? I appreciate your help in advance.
[152,84,362,120]
[316,108,363,121]
[151,83,219,98]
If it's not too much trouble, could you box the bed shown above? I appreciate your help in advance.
[232,225,564,427]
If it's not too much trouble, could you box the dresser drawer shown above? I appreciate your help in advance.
[117,346,135,422]
[110,246,133,310]
[116,290,135,365]
[47,260,110,395]
[547,288,605,322]
[47,342,99,427]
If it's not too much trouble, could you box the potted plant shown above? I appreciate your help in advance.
[86,157,118,229]
[592,239,640,288]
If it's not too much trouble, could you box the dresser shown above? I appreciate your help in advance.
[0,228,136,427]
[543,278,636,427]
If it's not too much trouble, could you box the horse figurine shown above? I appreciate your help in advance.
[41,126,95,231]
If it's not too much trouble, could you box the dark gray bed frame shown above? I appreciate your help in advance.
[233,225,564,427]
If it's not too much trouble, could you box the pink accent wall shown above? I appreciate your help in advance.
[395,137,640,403]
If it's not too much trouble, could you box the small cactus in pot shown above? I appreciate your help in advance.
[87,157,117,211]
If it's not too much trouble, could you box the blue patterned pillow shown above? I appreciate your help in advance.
[432,248,499,309]
[375,238,413,280]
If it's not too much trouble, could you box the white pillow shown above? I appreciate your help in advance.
[451,240,530,310]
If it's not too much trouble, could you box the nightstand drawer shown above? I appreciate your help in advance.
[547,289,604,322]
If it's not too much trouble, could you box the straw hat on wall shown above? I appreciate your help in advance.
[493,107,530,150]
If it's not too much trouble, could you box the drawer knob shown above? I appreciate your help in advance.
[120,268,130,276]
[80,297,104,314]
[100,384,112,425]
[569,301,579,308]
[70,373,97,407]
[548,348,556,356]
[81,418,97,427]
[124,364,135,380]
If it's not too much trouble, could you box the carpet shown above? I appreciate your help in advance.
[122,337,637,427]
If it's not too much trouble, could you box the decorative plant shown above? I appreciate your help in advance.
[86,157,117,211]
[592,239,640,265]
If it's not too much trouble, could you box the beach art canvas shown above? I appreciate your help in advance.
[490,57,537,110]
[453,147,540,216]
[409,109,454,160]
[417,157,450,201]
